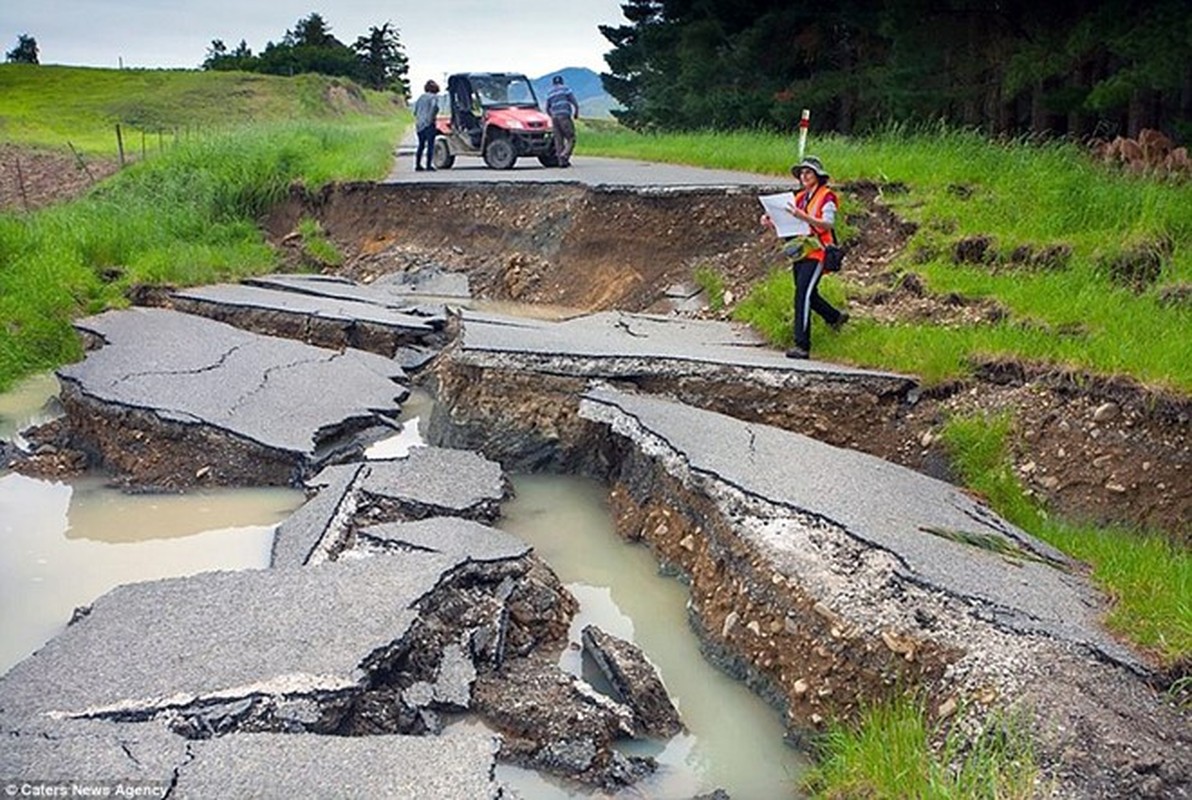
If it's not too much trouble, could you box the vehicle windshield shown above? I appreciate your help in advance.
[470,75,539,109]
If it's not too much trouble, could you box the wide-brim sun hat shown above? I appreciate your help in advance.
[791,156,829,180]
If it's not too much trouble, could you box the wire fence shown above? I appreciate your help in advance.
[2,123,194,213]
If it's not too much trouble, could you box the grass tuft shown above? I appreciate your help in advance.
[803,695,1038,800]
[940,412,1191,662]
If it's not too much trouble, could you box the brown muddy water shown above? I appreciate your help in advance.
[1,373,807,798]
[0,373,304,675]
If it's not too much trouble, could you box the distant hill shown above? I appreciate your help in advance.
[532,67,621,119]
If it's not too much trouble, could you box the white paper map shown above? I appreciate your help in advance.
[759,192,810,238]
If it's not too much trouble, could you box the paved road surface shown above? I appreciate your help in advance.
[390,130,787,189]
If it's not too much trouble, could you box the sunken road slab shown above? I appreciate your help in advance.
[359,518,531,564]
[172,282,441,337]
[0,555,458,727]
[274,447,509,567]
[59,308,407,478]
[0,710,504,798]
[247,269,470,303]
[173,725,502,799]
[579,385,1142,671]
[457,309,912,388]
[0,718,186,789]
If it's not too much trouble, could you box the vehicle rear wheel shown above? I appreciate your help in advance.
[483,137,517,170]
[432,139,454,169]
[538,152,560,167]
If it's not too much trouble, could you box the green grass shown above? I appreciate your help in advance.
[803,695,1038,800]
[0,66,406,390]
[296,216,344,267]
[940,411,1191,663]
[693,263,727,311]
[0,64,399,155]
[581,124,1192,392]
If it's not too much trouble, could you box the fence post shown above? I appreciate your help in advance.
[116,123,125,167]
[14,156,30,212]
[141,130,146,161]
[67,141,97,184]
[797,109,810,160]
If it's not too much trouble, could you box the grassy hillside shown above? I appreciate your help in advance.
[581,125,1192,393]
[0,65,407,389]
[0,63,400,154]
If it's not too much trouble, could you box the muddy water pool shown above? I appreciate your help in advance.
[0,373,304,675]
[2,373,807,798]
[496,473,808,799]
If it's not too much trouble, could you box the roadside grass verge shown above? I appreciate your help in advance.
[0,115,404,391]
[802,695,1038,800]
[940,412,1191,664]
[582,124,1192,393]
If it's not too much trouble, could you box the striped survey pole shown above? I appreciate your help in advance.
[797,109,810,159]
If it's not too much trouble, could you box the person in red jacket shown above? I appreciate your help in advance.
[762,155,849,358]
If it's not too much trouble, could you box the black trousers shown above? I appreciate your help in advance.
[415,126,437,168]
[792,257,842,351]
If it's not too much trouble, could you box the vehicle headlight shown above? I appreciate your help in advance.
[505,119,524,130]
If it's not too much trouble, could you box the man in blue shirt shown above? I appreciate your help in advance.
[545,75,580,168]
[413,80,441,171]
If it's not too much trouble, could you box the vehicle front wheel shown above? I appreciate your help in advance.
[432,139,455,169]
[483,138,517,170]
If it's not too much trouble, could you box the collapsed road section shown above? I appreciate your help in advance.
[429,310,1191,799]
[5,269,1187,795]
[52,306,411,488]
[1,442,688,793]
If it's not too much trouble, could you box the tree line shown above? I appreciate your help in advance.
[4,13,410,97]
[203,13,410,96]
[599,0,1191,141]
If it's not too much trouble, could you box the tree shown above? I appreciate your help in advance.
[599,0,1192,141]
[5,34,39,64]
[286,13,336,48]
[353,23,409,95]
[257,13,362,81]
[202,39,256,71]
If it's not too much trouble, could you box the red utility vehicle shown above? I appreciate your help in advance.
[432,72,558,170]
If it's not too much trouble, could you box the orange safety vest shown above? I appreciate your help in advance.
[794,185,837,262]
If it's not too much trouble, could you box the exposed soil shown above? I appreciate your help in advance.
[0,143,119,212]
[267,180,1190,544]
[4,143,1188,542]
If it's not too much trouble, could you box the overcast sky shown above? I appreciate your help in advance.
[1,1,627,83]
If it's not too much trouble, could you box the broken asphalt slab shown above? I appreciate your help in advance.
[575,386,1190,797]
[0,556,436,726]
[360,518,531,564]
[274,447,509,567]
[172,282,442,356]
[455,308,913,389]
[578,385,1137,669]
[0,717,504,799]
[57,307,408,486]
[173,724,502,799]
[247,269,470,303]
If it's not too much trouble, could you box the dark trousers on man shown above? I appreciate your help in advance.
[415,126,437,170]
[551,115,576,165]
[792,257,843,352]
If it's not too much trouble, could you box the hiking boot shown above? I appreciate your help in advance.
[785,346,810,359]
[415,166,425,172]
[830,311,850,332]
[426,166,436,172]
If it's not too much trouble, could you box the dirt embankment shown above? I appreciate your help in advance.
[269,180,1190,542]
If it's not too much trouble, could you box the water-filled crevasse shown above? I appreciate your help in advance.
[496,472,807,799]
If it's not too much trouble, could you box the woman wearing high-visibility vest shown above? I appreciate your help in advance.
[765,156,849,358]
